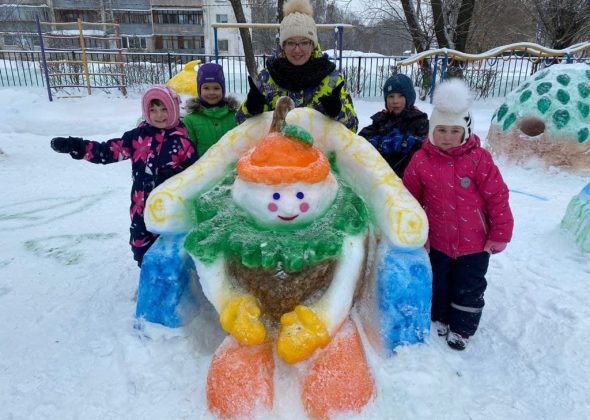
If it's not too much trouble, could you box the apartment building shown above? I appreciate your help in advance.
[0,0,250,55]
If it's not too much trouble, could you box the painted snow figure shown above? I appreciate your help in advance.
[561,182,590,252]
[166,60,201,97]
[488,63,590,174]
[138,97,431,419]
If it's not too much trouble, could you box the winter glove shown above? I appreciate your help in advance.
[368,136,381,148]
[318,81,344,118]
[484,240,507,254]
[245,75,265,116]
[50,136,85,160]
[381,132,417,154]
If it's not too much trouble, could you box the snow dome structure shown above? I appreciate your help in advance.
[487,63,590,173]
[135,97,432,418]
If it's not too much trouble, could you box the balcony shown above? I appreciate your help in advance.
[152,24,204,36]
[151,0,203,7]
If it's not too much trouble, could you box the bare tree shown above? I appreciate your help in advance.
[467,0,536,52]
[526,0,590,49]
[228,0,258,77]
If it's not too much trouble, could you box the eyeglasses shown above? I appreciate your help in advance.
[284,40,313,51]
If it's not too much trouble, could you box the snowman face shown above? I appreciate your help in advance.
[232,173,338,227]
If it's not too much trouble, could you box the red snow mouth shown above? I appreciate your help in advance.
[278,215,299,221]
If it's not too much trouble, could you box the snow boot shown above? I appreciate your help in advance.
[447,331,468,351]
[434,322,449,336]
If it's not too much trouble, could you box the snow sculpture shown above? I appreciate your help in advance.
[166,60,200,97]
[137,97,431,418]
[561,182,590,252]
[488,63,590,174]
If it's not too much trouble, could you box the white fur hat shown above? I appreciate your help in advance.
[279,0,318,47]
[429,78,473,143]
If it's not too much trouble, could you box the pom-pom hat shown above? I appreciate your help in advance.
[383,74,416,110]
[429,78,473,142]
[237,124,330,185]
[197,62,226,98]
[279,0,318,47]
[142,85,181,129]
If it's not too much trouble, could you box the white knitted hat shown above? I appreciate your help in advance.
[279,0,318,46]
[429,78,473,143]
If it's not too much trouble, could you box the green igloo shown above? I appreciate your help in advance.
[488,63,590,173]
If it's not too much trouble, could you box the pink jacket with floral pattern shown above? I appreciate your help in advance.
[403,134,513,258]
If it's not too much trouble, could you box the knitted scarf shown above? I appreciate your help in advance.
[266,54,336,91]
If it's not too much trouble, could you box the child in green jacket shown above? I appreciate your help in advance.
[182,62,238,157]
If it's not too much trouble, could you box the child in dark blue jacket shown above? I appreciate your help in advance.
[50,85,197,266]
[359,74,429,178]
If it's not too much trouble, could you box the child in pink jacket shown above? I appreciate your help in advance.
[403,79,514,351]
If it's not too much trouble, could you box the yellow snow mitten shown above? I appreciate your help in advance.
[220,294,266,345]
[277,305,330,364]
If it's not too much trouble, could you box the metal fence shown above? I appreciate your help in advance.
[1,48,589,99]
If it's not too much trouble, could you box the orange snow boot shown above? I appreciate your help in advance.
[207,336,274,418]
[301,321,375,420]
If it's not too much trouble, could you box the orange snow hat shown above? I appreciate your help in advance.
[236,125,330,185]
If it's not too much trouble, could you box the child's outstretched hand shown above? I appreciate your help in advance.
[484,240,507,254]
[51,136,85,159]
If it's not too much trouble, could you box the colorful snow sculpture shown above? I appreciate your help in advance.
[135,234,199,327]
[488,63,590,174]
[166,60,200,97]
[561,182,590,252]
[140,97,431,418]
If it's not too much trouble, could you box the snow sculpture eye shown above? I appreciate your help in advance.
[273,192,281,200]
[296,192,304,199]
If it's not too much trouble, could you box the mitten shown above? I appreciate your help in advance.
[368,136,381,148]
[245,76,265,115]
[50,136,85,159]
[380,132,404,154]
[318,81,344,118]
[484,240,507,254]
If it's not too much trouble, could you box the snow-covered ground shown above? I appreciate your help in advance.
[0,87,589,420]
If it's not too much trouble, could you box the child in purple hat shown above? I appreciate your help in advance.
[182,62,239,157]
[50,85,197,266]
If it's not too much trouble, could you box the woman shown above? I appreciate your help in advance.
[236,0,358,132]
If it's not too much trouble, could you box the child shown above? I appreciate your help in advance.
[359,74,428,178]
[50,85,197,267]
[402,79,514,351]
[182,62,239,157]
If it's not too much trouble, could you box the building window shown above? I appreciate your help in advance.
[153,10,203,25]
[54,10,99,23]
[159,36,203,50]
[122,36,147,50]
[114,11,151,25]
[216,14,228,23]
[218,39,229,52]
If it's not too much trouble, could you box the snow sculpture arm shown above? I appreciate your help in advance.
[145,113,272,234]
[285,107,428,248]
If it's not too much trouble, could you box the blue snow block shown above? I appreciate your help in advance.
[377,246,432,352]
[135,234,199,327]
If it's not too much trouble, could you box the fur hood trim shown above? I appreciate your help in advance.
[185,96,239,113]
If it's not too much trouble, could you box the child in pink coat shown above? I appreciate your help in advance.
[403,79,514,350]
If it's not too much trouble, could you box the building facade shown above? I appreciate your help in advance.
[0,0,250,55]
